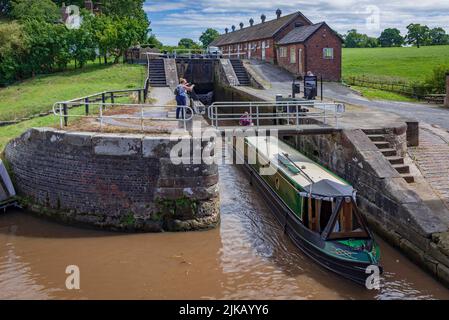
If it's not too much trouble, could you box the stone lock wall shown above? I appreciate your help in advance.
[4,128,220,232]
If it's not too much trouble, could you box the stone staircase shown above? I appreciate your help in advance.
[230,59,250,86]
[148,59,168,87]
[366,133,415,183]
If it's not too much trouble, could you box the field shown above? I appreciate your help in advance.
[343,45,449,83]
[0,63,146,121]
[0,63,146,151]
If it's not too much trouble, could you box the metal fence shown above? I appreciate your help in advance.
[207,101,345,130]
[52,88,194,131]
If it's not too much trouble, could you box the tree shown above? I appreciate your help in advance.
[68,24,96,68]
[22,20,70,75]
[378,28,403,47]
[0,21,28,85]
[10,0,60,22]
[344,29,366,48]
[199,28,219,48]
[147,34,162,48]
[406,24,430,48]
[101,0,145,17]
[343,29,379,48]
[178,38,200,49]
[429,27,449,46]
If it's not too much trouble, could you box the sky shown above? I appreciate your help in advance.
[144,0,449,46]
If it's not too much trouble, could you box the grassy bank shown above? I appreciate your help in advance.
[343,45,449,83]
[0,63,146,121]
[0,63,146,151]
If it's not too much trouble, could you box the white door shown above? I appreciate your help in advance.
[262,41,266,61]
[248,44,252,59]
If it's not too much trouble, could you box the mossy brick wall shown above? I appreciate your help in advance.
[4,128,220,232]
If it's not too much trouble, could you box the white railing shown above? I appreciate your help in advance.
[53,101,194,131]
[207,101,345,130]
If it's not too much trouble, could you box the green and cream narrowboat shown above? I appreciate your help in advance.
[236,136,382,285]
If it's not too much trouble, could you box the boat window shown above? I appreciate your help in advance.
[302,198,333,233]
[328,199,369,240]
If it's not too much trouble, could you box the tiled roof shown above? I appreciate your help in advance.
[210,12,311,46]
[277,22,342,45]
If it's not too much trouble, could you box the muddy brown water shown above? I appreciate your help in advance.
[1,164,449,300]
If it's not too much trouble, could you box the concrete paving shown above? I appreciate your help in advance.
[242,61,449,130]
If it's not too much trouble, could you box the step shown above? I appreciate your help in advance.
[374,141,391,149]
[149,84,168,87]
[381,148,397,157]
[393,164,410,174]
[386,156,404,165]
[367,134,386,142]
[401,174,415,184]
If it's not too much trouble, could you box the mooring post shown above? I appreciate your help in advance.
[63,103,68,126]
[85,97,89,115]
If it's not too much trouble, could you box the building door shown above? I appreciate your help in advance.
[298,48,303,75]
[248,46,251,59]
[262,41,266,61]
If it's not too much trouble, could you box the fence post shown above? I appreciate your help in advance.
[110,92,115,104]
[85,98,89,115]
[101,92,106,111]
[63,103,68,126]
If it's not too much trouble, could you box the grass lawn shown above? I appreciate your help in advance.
[0,114,59,152]
[343,45,449,83]
[0,63,146,121]
[350,86,419,103]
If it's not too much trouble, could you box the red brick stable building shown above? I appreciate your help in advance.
[210,10,342,81]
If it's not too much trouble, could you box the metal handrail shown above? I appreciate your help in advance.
[52,101,194,131]
[207,101,344,129]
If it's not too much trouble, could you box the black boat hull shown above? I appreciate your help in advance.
[240,160,380,287]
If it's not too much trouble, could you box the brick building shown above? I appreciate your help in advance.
[210,10,342,81]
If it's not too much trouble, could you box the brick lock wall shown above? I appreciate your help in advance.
[5,128,220,232]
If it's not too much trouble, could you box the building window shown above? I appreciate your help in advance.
[323,48,334,59]
[290,47,296,64]
[279,47,287,58]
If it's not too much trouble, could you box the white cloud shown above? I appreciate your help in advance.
[145,0,449,45]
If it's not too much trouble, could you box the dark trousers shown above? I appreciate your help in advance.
[176,95,187,119]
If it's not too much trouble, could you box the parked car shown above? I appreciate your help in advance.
[206,46,223,58]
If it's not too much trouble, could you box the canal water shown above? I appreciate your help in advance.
[1,163,449,300]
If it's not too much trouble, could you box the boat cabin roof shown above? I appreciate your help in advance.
[245,136,353,197]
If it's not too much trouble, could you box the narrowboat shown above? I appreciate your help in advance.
[235,136,382,286]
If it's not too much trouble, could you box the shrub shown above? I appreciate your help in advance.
[424,64,449,94]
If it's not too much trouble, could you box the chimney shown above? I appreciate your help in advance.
[249,18,254,26]
[232,25,236,32]
[261,14,266,23]
[225,28,229,34]
[276,9,282,19]
[239,22,244,30]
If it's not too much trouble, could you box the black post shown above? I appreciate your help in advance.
[138,89,142,104]
[110,92,115,104]
[63,103,68,126]
[321,75,323,101]
[85,98,89,115]
[102,92,106,111]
